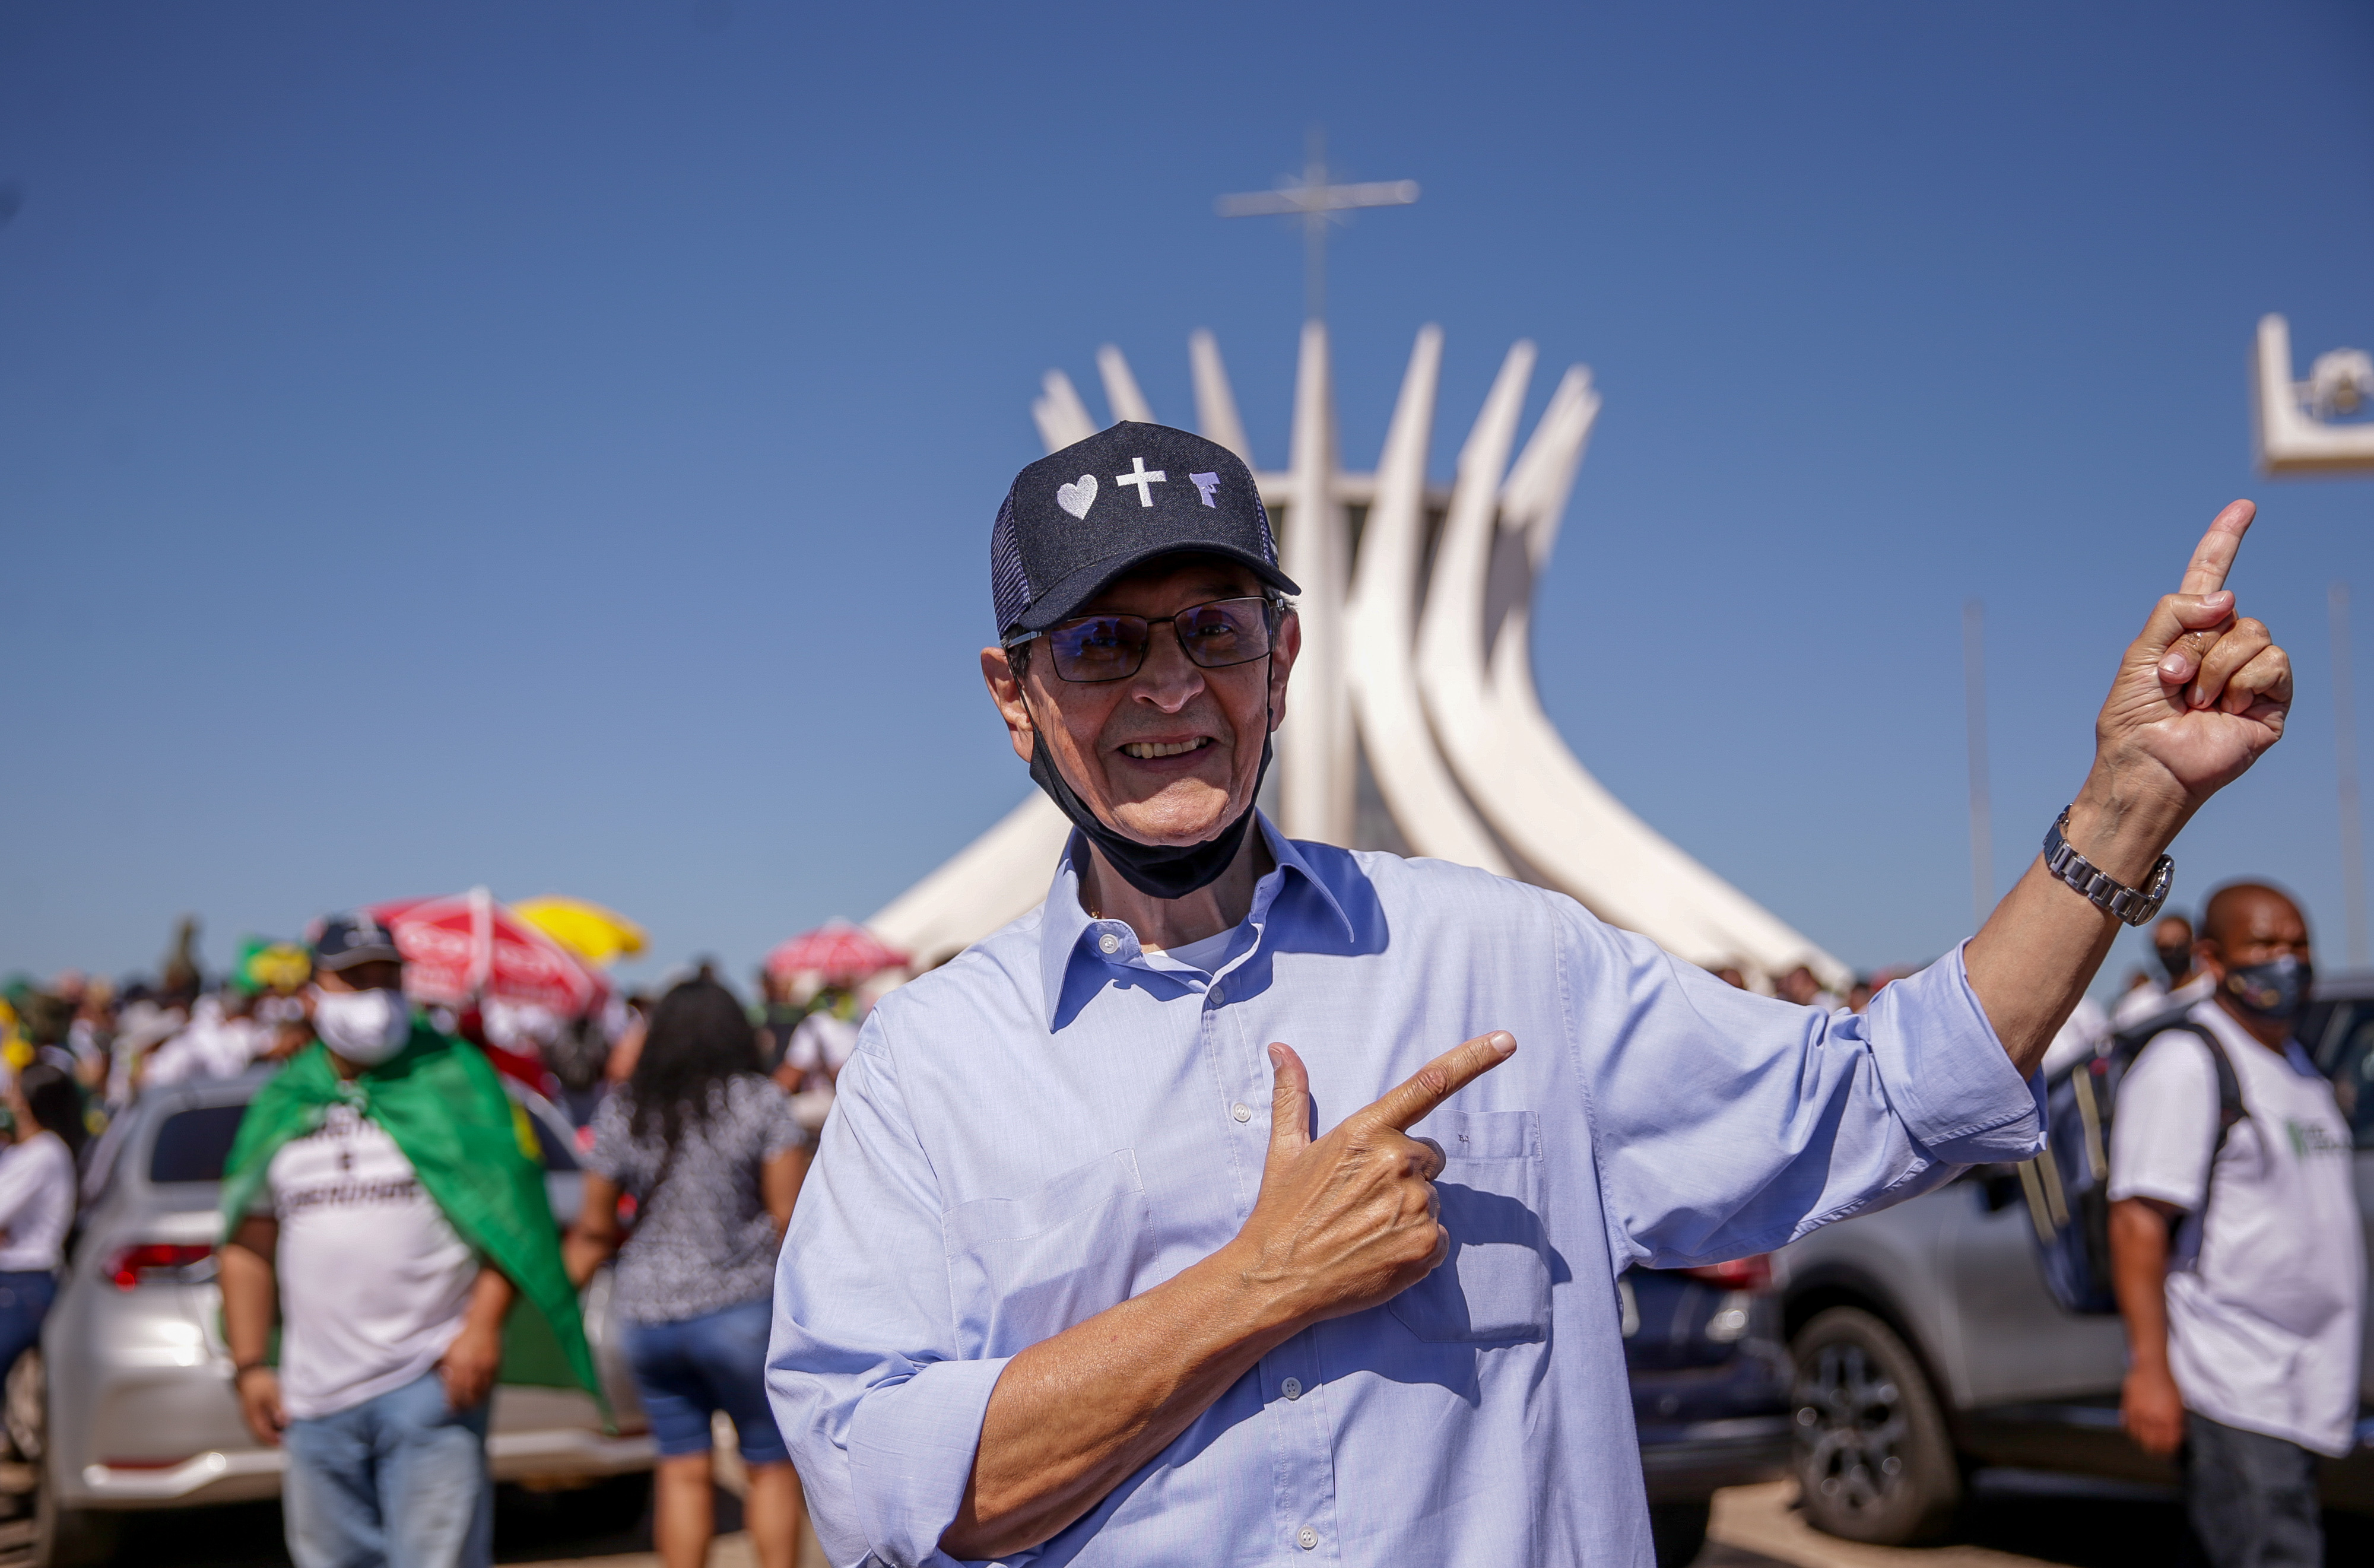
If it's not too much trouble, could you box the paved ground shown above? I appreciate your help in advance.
[53,1472,2374,1565]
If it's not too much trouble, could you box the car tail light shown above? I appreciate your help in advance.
[107,1243,215,1291]
[1680,1253,1772,1293]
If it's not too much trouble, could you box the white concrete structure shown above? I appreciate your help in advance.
[2254,314,2374,475]
[870,327,1848,988]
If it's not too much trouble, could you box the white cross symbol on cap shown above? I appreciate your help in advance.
[1115,456,1167,507]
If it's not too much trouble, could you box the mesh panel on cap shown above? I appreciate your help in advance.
[989,485,1031,637]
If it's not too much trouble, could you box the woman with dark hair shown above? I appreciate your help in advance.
[0,1062,84,1384]
[565,977,808,1568]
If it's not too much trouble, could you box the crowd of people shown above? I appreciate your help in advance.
[0,909,891,1568]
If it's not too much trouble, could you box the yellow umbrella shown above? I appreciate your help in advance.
[513,896,647,967]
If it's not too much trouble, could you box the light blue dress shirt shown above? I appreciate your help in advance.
[768,818,2044,1567]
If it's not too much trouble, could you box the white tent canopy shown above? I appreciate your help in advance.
[870,326,1848,990]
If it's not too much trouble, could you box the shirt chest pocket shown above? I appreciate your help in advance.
[1388,1109,1552,1345]
[942,1150,1152,1359]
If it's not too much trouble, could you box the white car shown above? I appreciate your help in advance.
[20,1067,651,1567]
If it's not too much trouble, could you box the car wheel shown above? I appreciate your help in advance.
[1648,1499,1710,1567]
[18,1354,119,1568]
[1790,1306,1959,1545]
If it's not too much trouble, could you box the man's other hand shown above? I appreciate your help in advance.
[234,1367,287,1447]
[436,1321,504,1412]
[2121,1362,2185,1458]
[1231,1033,1517,1329]
[2095,500,2292,820]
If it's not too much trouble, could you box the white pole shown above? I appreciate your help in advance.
[2332,582,2369,967]
[1964,601,1992,928]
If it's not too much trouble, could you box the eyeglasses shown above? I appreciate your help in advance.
[1018,596,1283,684]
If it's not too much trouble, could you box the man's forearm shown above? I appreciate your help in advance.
[941,1242,1299,1560]
[220,1221,278,1367]
[2109,1197,2175,1372]
[1964,768,2191,1077]
[465,1264,518,1331]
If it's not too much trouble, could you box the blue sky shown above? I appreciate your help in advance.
[4,1,2371,995]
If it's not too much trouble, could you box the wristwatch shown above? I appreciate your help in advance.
[2042,808,2173,926]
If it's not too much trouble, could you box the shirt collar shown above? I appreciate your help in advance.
[1036,811,1354,1029]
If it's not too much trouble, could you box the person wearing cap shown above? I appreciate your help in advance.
[766,429,2292,1567]
[218,913,602,1568]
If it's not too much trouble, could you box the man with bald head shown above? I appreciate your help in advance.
[2109,883,2359,1568]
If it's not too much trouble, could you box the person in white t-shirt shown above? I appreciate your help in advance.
[2108,883,2362,1568]
[2112,913,2212,1030]
[0,1063,85,1388]
[219,913,522,1568]
[773,989,865,1135]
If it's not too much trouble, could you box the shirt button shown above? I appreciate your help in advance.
[1230,1102,1252,1123]
[1297,1526,1319,1551]
[1097,932,1121,954]
[1282,1377,1302,1400]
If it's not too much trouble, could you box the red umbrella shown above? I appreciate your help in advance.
[369,888,604,1017]
[766,920,909,986]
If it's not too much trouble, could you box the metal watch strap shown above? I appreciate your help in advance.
[2041,808,2173,927]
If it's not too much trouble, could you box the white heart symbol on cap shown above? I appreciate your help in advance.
[1055,475,1097,519]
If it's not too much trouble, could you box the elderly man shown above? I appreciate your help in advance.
[768,421,2292,1567]
[2110,883,2359,1568]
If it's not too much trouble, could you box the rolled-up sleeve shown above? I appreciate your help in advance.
[767,1018,1007,1568]
[1563,902,2045,1273]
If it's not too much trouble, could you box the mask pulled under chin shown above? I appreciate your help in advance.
[2223,954,2311,1025]
[1028,731,1272,900]
[312,985,414,1066]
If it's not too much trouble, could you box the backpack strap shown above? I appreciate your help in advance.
[2153,1021,2249,1266]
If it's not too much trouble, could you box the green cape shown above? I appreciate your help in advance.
[219,1024,601,1403]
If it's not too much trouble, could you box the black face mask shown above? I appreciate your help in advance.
[2222,953,2312,1026]
[1027,729,1272,900]
[2154,944,2191,982]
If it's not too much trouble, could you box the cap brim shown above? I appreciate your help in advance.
[1011,543,1300,636]
[316,944,402,971]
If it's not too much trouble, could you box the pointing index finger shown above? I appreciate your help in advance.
[1359,1032,1518,1134]
[2176,500,2255,596]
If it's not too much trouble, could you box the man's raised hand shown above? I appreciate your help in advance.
[2093,500,2292,820]
[1229,1033,1516,1331]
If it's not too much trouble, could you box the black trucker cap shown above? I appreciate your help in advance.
[991,421,1299,640]
[311,910,402,972]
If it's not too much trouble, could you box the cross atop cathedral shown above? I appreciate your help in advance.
[1217,129,1418,322]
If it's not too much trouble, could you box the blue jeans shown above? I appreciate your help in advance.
[0,1271,56,1384]
[281,1370,492,1568]
[620,1297,789,1464]
[2185,1413,2323,1568]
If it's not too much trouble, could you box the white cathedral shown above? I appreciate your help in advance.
[866,323,1848,991]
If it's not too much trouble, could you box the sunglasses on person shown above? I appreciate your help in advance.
[1015,596,1284,684]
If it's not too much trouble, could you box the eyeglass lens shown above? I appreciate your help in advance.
[1046,598,1274,683]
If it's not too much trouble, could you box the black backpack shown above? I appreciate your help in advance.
[2021,1012,2245,1315]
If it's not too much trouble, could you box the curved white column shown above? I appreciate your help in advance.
[1032,371,1097,453]
[1345,326,1510,874]
[1097,345,1156,425]
[1188,330,1255,466]
[1417,348,1848,982]
[1277,320,1354,845]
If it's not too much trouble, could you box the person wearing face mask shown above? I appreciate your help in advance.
[2108,883,2359,1568]
[2113,912,2212,1029]
[766,424,2297,1567]
[216,912,601,1568]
